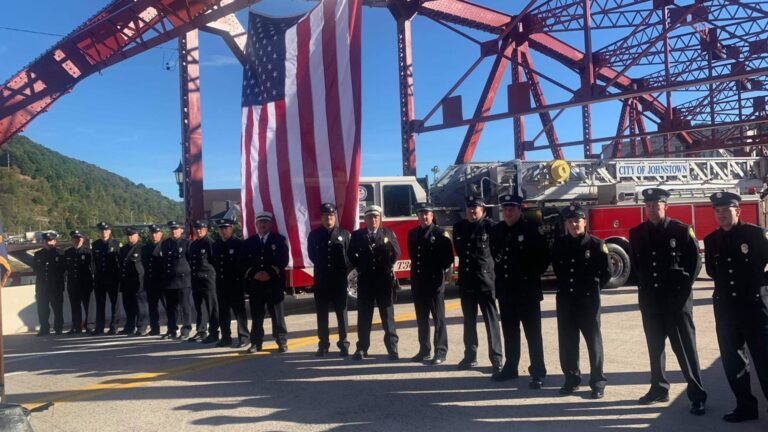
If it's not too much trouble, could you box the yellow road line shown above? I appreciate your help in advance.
[21,299,462,410]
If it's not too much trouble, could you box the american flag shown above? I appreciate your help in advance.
[0,222,11,287]
[240,0,361,269]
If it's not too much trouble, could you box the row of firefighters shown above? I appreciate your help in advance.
[32,189,767,424]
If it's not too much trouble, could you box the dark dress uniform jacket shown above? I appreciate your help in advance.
[348,227,401,294]
[453,218,496,293]
[408,224,454,293]
[490,218,550,302]
[552,233,612,295]
[119,243,144,293]
[92,238,120,283]
[162,237,192,290]
[704,221,768,303]
[212,237,244,293]
[34,248,65,293]
[189,237,216,291]
[64,245,93,290]
[629,218,701,313]
[308,225,351,298]
[141,241,164,290]
[241,233,289,302]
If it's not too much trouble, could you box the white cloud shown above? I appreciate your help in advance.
[200,55,240,67]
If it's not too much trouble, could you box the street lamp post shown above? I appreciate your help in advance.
[173,161,184,199]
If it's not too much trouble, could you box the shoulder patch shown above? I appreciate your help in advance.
[688,227,696,239]
[601,243,609,254]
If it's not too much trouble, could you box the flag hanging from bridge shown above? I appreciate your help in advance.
[240,0,362,269]
[0,223,11,287]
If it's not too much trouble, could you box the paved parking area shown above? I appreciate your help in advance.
[3,280,767,431]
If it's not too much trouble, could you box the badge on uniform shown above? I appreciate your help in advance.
[271,244,276,250]
[337,236,342,241]
[201,249,206,254]
[669,238,676,248]
[430,235,435,243]
[741,243,749,254]
[229,249,234,254]
[55,257,59,262]
[179,247,183,252]
[517,235,524,242]
[133,253,138,257]
[81,255,86,260]
[384,237,389,244]
[110,247,114,252]
[585,250,591,259]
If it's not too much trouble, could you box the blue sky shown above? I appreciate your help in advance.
[1,0,636,200]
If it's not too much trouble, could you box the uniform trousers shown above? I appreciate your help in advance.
[217,285,249,342]
[412,285,448,357]
[356,287,398,355]
[314,290,349,350]
[460,289,502,366]
[557,294,606,390]
[248,293,287,346]
[36,287,63,333]
[94,279,120,331]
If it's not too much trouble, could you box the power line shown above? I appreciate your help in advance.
[0,25,63,37]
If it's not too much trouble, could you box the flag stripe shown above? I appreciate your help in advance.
[257,104,273,219]
[274,100,304,268]
[241,106,256,237]
[321,0,349,221]
[343,0,362,230]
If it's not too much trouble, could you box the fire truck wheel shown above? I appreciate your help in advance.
[606,243,631,289]
[347,269,359,310]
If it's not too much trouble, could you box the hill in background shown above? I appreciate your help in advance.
[0,135,182,238]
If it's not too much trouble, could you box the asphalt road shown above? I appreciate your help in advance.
[3,279,767,432]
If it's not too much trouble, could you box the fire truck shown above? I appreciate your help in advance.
[286,157,768,301]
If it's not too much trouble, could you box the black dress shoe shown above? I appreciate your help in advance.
[352,350,366,360]
[216,338,232,348]
[202,334,219,344]
[410,352,430,362]
[591,389,605,399]
[690,401,706,416]
[90,330,104,336]
[339,347,350,357]
[529,378,544,389]
[148,330,161,336]
[247,343,262,354]
[36,329,50,337]
[388,352,399,361]
[430,356,446,365]
[638,390,669,405]
[278,344,288,353]
[107,328,117,335]
[315,348,329,357]
[233,339,248,348]
[491,365,504,381]
[457,358,478,370]
[722,409,758,423]
[559,384,579,395]
[118,329,132,335]
[162,332,177,340]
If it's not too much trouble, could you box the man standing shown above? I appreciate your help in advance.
[162,220,193,339]
[629,187,707,415]
[118,227,147,335]
[141,224,166,336]
[241,212,290,353]
[33,231,65,335]
[63,230,93,334]
[452,196,503,373]
[407,202,454,365]
[188,220,220,344]
[704,191,768,423]
[307,203,352,357]
[212,219,249,348]
[91,221,121,335]
[551,204,611,399]
[348,205,401,361]
[489,194,549,387]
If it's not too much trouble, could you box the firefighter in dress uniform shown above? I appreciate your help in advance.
[551,204,611,399]
[407,202,454,365]
[63,230,93,334]
[141,224,166,336]
[452,196,503,374]
[307,203,352,357]
[704,191,768,423]
[188,220,220,344]
[628,187,707,415]
[241,211,290,354]
[33,231,65,335]
[489,194,549,387]
[212,219,249,348]
[118,227,147,335]
[91,222,121,335]
[161,220,194,339]
[348,205,401,361]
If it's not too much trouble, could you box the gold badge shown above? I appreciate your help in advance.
[337,236,342,241]
[741,243,749,254]
[384,237,389,244]
[601,243,609,254]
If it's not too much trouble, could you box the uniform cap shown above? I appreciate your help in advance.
[96,221,111,230]
[499,194,523,207]
[414,202,434,213]
[364,205,382,216]
[709,191,741,208]
[562,204,587,220]
[42,231,58,241]
[217,219,236,228]
[465,196,486,208]
[125,227,139,236]
[167,220,183,229]
[69,230,84,238]
[148,224,163,233]
[192,219,208,229]
[641,187,670,203]
[320,202,337,214]
[255,211,273,222]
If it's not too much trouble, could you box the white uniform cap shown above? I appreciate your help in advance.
[255,211,274,221]
[364,205,382,216]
